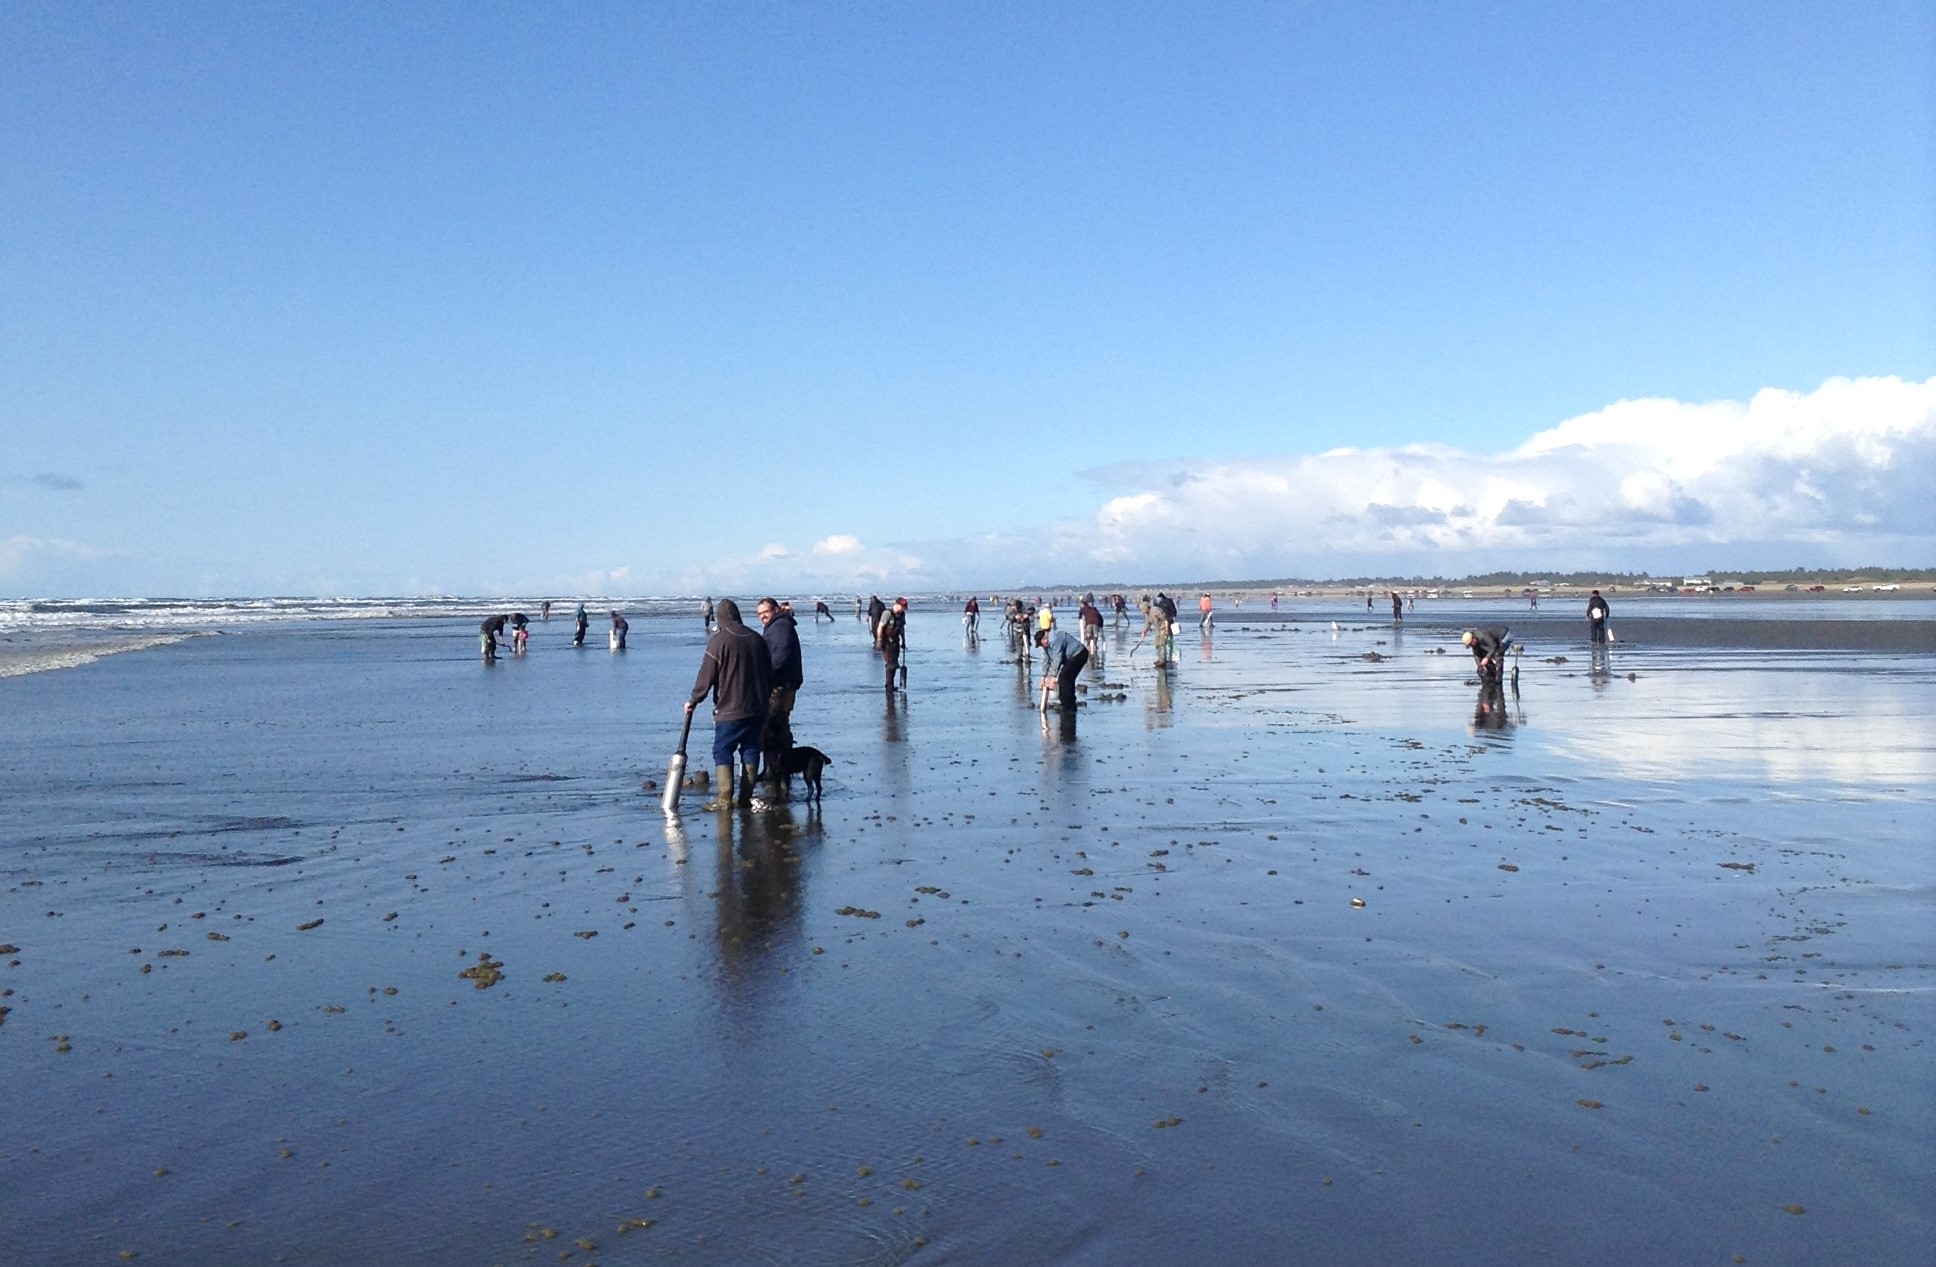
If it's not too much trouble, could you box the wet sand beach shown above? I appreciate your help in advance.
[2,602,1931,1265]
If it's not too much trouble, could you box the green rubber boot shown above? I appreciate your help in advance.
[702,765,734,811]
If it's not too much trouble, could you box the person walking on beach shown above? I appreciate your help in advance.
[1390,591,1403,623]
[609,611,628,651]
[814,599,833,623]
[756,596,802,771]
[573,603,589,647]
[1078,597,1104,660]
[1037,599,1055,634]
[540,600,551,622]
[1199,592,1214,633]
[879,598,907,692]
[867,594,887,645]
[1036,626,1089,716]
[701,597,715,629]
[1586,590,1611,644]
[480,613,508,661]
[510,611,529,654]
[963,595,979,634]
[685,599,772,811]
[1366,591,1374,611]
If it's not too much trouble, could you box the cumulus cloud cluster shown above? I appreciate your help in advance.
[1046,375,1936,581]
[686,376,1935,591]
[694,533,927,594]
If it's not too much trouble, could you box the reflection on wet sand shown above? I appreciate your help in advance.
[1145,662,1173,728]
[1470,679,1522,733]
[710,806,805,975]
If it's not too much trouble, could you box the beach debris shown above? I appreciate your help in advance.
[543,973,566,983]
[458,952,504,989]
[574,930,597,939]
[1361,651,1386,662]
[1498,863,1519,872]
[1717,862,1755,873]
[1782,1204,1805,1216]
[1152,1116,1183,1129]
[835,906,881,919]
[1576,1099,1603,1110]
[617,1218,654,1232]
[0,943,20,956]
[1350,897,1366,908]
[296,919,324,932]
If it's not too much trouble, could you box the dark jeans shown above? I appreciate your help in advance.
[712,714,765,767]
[1056,647,1089,708]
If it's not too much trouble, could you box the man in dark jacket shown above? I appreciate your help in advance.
[480,613,507,661]
[1461,627,1513,684]
[756,597,803,772]
[879,599,907,691]
[1586,591,1610,644]
[685,599,773,809]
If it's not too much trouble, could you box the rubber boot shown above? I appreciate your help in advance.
[701,765,734,811]
[738,763,761,809]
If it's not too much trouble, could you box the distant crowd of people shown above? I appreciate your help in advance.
[479,587,1622,803]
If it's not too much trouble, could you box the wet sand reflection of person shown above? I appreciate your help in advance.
[1472,679,1514,733]
[709,806,805,980]
[1145,667,1173,729]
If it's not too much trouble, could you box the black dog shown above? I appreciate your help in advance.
[776,745,833,803]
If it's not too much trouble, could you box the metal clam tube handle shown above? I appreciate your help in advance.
[661,706,696,814]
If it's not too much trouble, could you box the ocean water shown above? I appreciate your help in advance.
[2,601,1930,1265]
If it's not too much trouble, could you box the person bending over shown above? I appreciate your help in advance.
[1036,626,1089,714]
[1461,627,1513,684]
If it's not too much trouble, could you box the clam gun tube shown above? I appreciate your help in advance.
[662,709,695,815]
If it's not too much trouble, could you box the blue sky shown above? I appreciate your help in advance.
[4,2,1932,597]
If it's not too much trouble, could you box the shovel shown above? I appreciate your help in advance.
[661,708,695,815]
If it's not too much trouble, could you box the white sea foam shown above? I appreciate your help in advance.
[0,632,201,679]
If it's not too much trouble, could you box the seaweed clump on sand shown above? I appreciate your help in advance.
[458,952,505,989]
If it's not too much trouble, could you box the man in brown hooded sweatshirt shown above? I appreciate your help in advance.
[684,599,773,809]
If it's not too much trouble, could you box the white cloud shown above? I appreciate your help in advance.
[553,375,1936,594]
[697,534,929,594]
[0,534,107,579]
[811,534,863,556]
[1030,375,1936,580]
